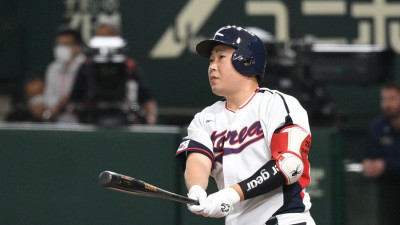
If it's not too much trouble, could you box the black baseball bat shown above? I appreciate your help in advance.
[98,171,199,205]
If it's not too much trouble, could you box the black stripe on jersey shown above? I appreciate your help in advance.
[258,88,294,132]
[276,92,294,132]
[274,116,294,134]
[175,139,214,171]
[258,88,290,115]
[258,89,272,94]
[276,93,290,114]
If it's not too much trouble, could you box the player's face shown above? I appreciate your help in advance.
[381,88,400,119]
[208,45,245,97]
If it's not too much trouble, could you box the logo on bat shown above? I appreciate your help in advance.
[144,183,157,192]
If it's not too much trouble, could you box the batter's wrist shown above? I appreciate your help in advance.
[223,187,241,205]
[231,184,245,201]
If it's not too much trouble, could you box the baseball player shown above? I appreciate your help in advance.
[175,25,315,225]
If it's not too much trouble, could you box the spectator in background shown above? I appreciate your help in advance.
[70,17,158,125]
[363,82,400,224]
[25,76,45,120]
[6,76,45,122]
[42,26,85,122]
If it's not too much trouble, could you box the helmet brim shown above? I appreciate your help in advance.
[196,39,236,59]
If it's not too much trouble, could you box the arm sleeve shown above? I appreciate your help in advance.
[175,113,214,171]
[238,160,286,199]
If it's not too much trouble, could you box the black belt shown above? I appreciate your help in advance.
[265,217,307,225]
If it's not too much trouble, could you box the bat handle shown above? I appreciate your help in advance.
[186,198,200,205]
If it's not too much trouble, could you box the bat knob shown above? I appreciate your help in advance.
[99,171,113,187]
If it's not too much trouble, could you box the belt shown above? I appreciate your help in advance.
[265,217,307,225]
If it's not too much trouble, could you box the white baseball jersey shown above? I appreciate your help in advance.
[176,87,312,225]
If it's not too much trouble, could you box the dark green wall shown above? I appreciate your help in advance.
[0,126,181,224]
[0,125,341,225]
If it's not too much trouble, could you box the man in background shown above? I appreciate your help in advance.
[43,26,85,122]
[363,82,400,224]
[6,76,45,122]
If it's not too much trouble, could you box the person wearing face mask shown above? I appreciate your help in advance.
[42,26,86,122]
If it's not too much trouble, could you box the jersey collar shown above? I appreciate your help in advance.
[225,87,260,113]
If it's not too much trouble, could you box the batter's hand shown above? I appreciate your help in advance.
[202,187,240,218]
[187,185,207,215]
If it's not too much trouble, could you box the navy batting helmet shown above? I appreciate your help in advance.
[196,25,267,79]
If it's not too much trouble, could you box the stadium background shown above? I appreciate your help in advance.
[0,0,399,224]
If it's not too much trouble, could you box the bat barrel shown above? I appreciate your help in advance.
[98,171,199,205]
[99,171,139,193]
[99,171,114,187]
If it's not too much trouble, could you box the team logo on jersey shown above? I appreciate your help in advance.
[211,121,264,163]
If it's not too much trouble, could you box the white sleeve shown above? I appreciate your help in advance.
[284,94,310,132]
[187,113,214,151]
[175,112,214,169]
[261,92,310,147]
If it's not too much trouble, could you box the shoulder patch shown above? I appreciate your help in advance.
[178,140,190,150]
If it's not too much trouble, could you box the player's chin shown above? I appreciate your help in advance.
[210,85,224,97]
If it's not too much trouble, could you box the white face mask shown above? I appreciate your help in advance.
[54,45,73,63]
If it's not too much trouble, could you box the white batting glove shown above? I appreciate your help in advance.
[202,187,240,218]
[187,185,207,215]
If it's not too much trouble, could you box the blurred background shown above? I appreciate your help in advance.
[0,0,399,224]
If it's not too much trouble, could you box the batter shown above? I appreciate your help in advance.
[176,25,315,225]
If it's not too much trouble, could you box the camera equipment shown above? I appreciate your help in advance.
[307,44,394,84]
[76,36,145,126]
[263,38,395,125]
[88,36,128,102]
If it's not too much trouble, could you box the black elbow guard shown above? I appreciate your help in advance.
[238,160,286,200]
